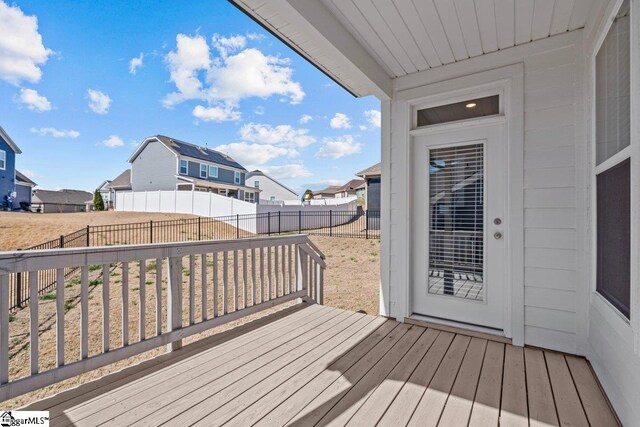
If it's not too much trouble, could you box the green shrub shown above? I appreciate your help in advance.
[40,293,56,301]
[93,190,105,211]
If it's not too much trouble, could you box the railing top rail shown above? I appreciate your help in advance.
[0,235,312,274]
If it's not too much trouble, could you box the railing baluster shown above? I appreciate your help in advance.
[233,250,238,311]
[296,245,308,298]
[102,264,110,353]
[201,253,208,321]
[29,271,38,374]
[223,252,229,315]
[281,244,286,295]
[80,266,88,359]
[259,247,264,304]
[139,260,146,341]
[251,247,256,306]
[289,244,294,295]
[318,262,324,305]
[189,255,195,325]
[167,256,182,351]
[213,252,218,318]
[56,268,65,366]
[267,247,272,300]
[274,245,279,298]
[0,274,8,384]
[122,262,129,346]
[243,249,248,309]
[155,257,162,336]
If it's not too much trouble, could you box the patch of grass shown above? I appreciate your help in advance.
[9,314,16,323]
[39,293,56,301]
[115,279,121,284]
[146,261,156,272]
[145,280,153,286]
[89,278,102,287]
[132,287,139,291]
[69,277,81,286]
[64,301,75,310]
[110,271,119,277]
[89,264,102,272]
[183,270,191,277]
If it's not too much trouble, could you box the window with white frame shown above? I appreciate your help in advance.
[179,159,188,175]
[200,163,207,178]
[254,180,259,188]
[595,0,631,319]
[209,165,218,178]
[234,171,241,184]
[244,192,255,203]
[0,150,5,170]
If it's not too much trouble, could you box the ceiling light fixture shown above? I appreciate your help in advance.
[465,102,477,108]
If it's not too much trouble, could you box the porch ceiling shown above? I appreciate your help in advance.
[231,0,601,98]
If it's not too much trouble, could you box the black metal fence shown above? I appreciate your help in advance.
[7,210,380,310]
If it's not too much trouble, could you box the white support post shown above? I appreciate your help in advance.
[296,245,309,302]
[0,274,7,384]
[167,256,183,352]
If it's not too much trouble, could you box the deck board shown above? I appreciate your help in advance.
[25,304,619,427]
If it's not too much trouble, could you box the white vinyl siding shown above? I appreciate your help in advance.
[209,165,218,178]
[0,150,5,170]
[179,159,188,175]
[200,164,207,178]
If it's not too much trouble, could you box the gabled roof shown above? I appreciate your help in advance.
[313,185,342,195]
[338,179,365,192]
[0,126,22,154]
[246,170,298,197]
[15,170,36,187]
[107,169,131,190]
[32,189,93,205]
[356,162,381,178]
[129,135,246,171]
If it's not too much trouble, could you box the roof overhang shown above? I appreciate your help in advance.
[177,175,261,192]
[128,136,177,163]
[0,126,22,154]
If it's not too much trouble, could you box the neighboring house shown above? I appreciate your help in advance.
[103,169,131,209]
[246,170,298,203]
[334,179,365,198]
[356,162,381,211]
[128,135,259,203]
[0,126,21,210]
[31,189,93,213]
[96,179,112,209]
[14,170,36,210]
[312,185,341,199]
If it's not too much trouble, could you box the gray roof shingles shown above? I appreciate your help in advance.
[154,135,246,171]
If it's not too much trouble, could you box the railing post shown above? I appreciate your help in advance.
[268,212,271,236]
[167,256,183,352]
[296,245,308,300]
[86,225,90,247]
[365,210,369,239]
[150,220,153,244]
[198,217,202,241]
[0,273,9,384]
[298,210,302,234]
[316,262,324,305]
[15,249,22,308]
[330,210,333,237]
[278,211,281,235]
[236,214,240,239]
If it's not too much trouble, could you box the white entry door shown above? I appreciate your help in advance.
[411,122,507,331]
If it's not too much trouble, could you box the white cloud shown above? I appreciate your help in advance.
[192,105,241,122]
[363,109,381,128]
[0,1,52,85]
[162,33,304,113]
[87,89,111,114]
[330,113,351,129]
[20,169,39,179]
[254,106,265,116]
[261,164,312,180]
[316,135,363,159]
[239,122,314,149]
[299,114,312,124]
[214,142,291,166]
[30,127,79,138]
[101,135,124,148]
[16,88,51,112]
[129,52,144,74]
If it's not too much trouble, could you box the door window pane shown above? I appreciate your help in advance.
[428,144,484,300]
[595,0,630,164]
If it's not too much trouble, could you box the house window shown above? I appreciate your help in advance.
[244,192,255,203]
[200,164,207,178]
[234,171,241,184]
[179,159,188,175]
[0,150,5,170]
[595,0,631,319]
[270,196,276,202]
[209,165,218,178]
[254,180,260,188]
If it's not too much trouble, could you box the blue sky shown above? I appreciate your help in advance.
[0,0,380,193]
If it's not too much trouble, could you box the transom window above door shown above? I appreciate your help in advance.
[416,95,500,127]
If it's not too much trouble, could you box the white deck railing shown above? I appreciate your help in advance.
[0,235,325,402]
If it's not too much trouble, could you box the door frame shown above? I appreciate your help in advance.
[393,64,524,345]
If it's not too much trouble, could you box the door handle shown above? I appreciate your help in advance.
[494,232,502,240]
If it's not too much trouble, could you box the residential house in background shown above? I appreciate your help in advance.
[356,162,381,211]
[102,169,131,209]
[246,170,298,203]
[334,178,365,198]
[31,189,93,213]
[312,185,341,199]
[128,135,259,203]
[96,179,112,209]
[0,127,21,210]
[14,171,36,210]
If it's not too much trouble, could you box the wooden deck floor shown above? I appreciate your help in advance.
[26,304,618,426]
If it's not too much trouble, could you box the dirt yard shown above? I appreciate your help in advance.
[1,213,380,409]
[0,211,198,251]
